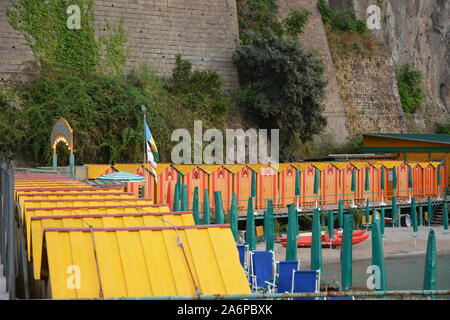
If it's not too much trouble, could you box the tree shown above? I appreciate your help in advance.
[233,29,327,160]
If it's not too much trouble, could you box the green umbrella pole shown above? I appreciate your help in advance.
[230,192,239,242]
[423,229,437,291]
[180,184,188,212]
[295,169,301,200]
[251,171,257,198]
[338,200,344,230]
[428,197,432,227]
[371,219,387,291]
[203,191,211,225]
[173,183,180,212]
[266,200,275,251]
[286,204,298,261]
[437,164,442,200]
[193,187,200,225]
[214,191,224,224]
[246,197,256,251]
[340,213,354,289]
[264,210,268,245]
[365,167,370,192]
[380,208,385,236]
[311,208,323,272]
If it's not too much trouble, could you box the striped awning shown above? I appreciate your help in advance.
[97,171,146,182]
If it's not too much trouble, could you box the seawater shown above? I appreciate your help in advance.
[321,253,450,290]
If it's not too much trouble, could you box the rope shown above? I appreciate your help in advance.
[159,217,202,296]
[118,201,203,296]
[89,226,105,299]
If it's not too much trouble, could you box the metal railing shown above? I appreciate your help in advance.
[189,187,445,212]
[0,159,15,299]
[110,290,450,300]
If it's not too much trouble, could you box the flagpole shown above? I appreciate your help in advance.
[141,105,148,199]
[141,105,147,163]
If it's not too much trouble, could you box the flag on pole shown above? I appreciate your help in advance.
[144,119,159,179]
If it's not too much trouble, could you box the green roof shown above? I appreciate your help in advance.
[363,133,450,145]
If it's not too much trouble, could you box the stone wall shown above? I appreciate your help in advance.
[0,0,240,88]
[333,51,405,134]
[278,0,349,144]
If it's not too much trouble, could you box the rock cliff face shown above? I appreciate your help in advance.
[330,0,450,131]
[278,0,349,144]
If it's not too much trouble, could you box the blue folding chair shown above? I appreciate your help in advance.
[291,270,320,300]
[249,251,275,292]
[237,244,250,281]
[265,261,300,293]
[237,244,247,268]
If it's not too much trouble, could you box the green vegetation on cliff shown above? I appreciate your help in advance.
[318,0,380,59]
[318,0,368,34]
[1,0,230,165]
[395,64,425,114]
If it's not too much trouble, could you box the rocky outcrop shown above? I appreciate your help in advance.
[331,0,450,131]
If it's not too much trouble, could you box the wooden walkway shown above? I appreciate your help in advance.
[237,196,442,219]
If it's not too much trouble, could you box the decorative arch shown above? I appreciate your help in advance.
[51,118,74,154]
[50,118,75,177]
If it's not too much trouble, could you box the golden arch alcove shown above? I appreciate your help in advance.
[50,118,75,178]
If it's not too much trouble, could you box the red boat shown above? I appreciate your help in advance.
[320,232,370,247]
[279,229,370,248]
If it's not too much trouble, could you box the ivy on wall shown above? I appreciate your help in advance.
[7,0,127,76]
[1,1,230,165]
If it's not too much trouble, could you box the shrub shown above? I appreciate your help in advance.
[395,64,424,114]
[233,29,327,161]
[1,58,230,166]
[167,55,229,128]
[283,9,311,38]
[318,0,368,34]
[335,135,363,154]
[436,122,450,135]
[237,0,283,43]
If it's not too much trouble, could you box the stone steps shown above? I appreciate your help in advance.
[430,203,448,226]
